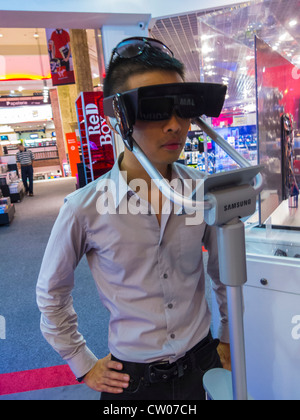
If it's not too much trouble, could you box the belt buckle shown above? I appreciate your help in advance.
[148,361,171,384]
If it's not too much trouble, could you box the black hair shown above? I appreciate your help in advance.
[103,45,185,98]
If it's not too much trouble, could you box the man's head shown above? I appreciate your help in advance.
[17,144,25,152]
[103,37,185,98]
[103,37,189,172]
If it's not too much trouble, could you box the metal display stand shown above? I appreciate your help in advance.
[129,116,264,400]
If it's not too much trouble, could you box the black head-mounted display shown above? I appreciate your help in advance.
[103,83,227,151]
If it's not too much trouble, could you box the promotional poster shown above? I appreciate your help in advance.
[45,28,75,86]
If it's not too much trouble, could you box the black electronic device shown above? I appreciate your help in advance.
[112,93,134,150]
[103,83,227,151]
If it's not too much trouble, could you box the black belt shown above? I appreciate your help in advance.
[111,332,220,385]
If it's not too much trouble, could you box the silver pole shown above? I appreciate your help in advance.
[193,117,264,194]
[216,219,248,400]
[226,286,248,400]
[132,140,212,211]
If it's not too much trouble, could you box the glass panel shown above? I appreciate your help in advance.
[255,36,300,227]
[197,12,258,174]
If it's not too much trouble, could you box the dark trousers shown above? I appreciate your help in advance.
[101,332,222,401]
[21,165,34,194]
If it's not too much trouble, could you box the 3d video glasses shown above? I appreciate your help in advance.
[104,82,227,123]
[103,83,227,150]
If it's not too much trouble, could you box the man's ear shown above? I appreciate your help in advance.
[105,116,117,133]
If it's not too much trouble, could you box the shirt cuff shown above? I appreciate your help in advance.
[66,346,98,379]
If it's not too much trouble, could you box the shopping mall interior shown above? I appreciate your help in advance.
[0,0,300,401]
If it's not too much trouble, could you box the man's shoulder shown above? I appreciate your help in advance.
[64,169,113,210]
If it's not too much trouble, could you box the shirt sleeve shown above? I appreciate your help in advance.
[16,152,20,163]
[36,200,98,378]
[30,150,35,161]
[203,224,230,343]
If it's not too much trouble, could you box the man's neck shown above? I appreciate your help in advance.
[120,149,172,185]
[119,150,172,227]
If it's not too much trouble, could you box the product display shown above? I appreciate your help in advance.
[9,180,24,194]
[0,204,7,214]
[281,113,299,203]
[0,161,22,225]
[183,124,258,175]
[76,91,115,184]
[0,163,8,174]
[0,196,11,206]
[0,187,15,225]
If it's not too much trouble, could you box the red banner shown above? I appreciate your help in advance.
[46,29,75,86]
[66,132,81,177]
[76,92,115,183]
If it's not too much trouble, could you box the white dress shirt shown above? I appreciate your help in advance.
[36,155,229,379]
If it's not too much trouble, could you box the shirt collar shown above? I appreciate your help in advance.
[107,154,197,210]
[108,153,133,209]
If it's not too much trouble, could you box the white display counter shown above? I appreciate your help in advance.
[244,227,300,400]
[210,224,300,400]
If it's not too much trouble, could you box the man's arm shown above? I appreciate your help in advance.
[36,200,98,378]
[36,199,131,391]
[15,153,21,176]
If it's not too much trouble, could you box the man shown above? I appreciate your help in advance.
[16,144,34,196]
[37,37,230,400]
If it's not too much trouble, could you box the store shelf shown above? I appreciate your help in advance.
[10,189,25,203]
[0,204,15,226]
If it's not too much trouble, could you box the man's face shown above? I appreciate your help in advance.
[125,70,190,168]
[17,145,25,152]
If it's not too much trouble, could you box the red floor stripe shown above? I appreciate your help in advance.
[0,365,79,396]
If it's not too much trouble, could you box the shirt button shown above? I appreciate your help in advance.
[163,273,168,279]
[168,304,173,309]
[170,334,176,339]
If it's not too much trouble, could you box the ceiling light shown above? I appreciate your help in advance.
[202,44,214,54]
[34,33,39,38]
[201,34,213,41]
[289,20,297,27]
[0,34,3,38]
[279,32,289,42]
[243,103,256,113]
